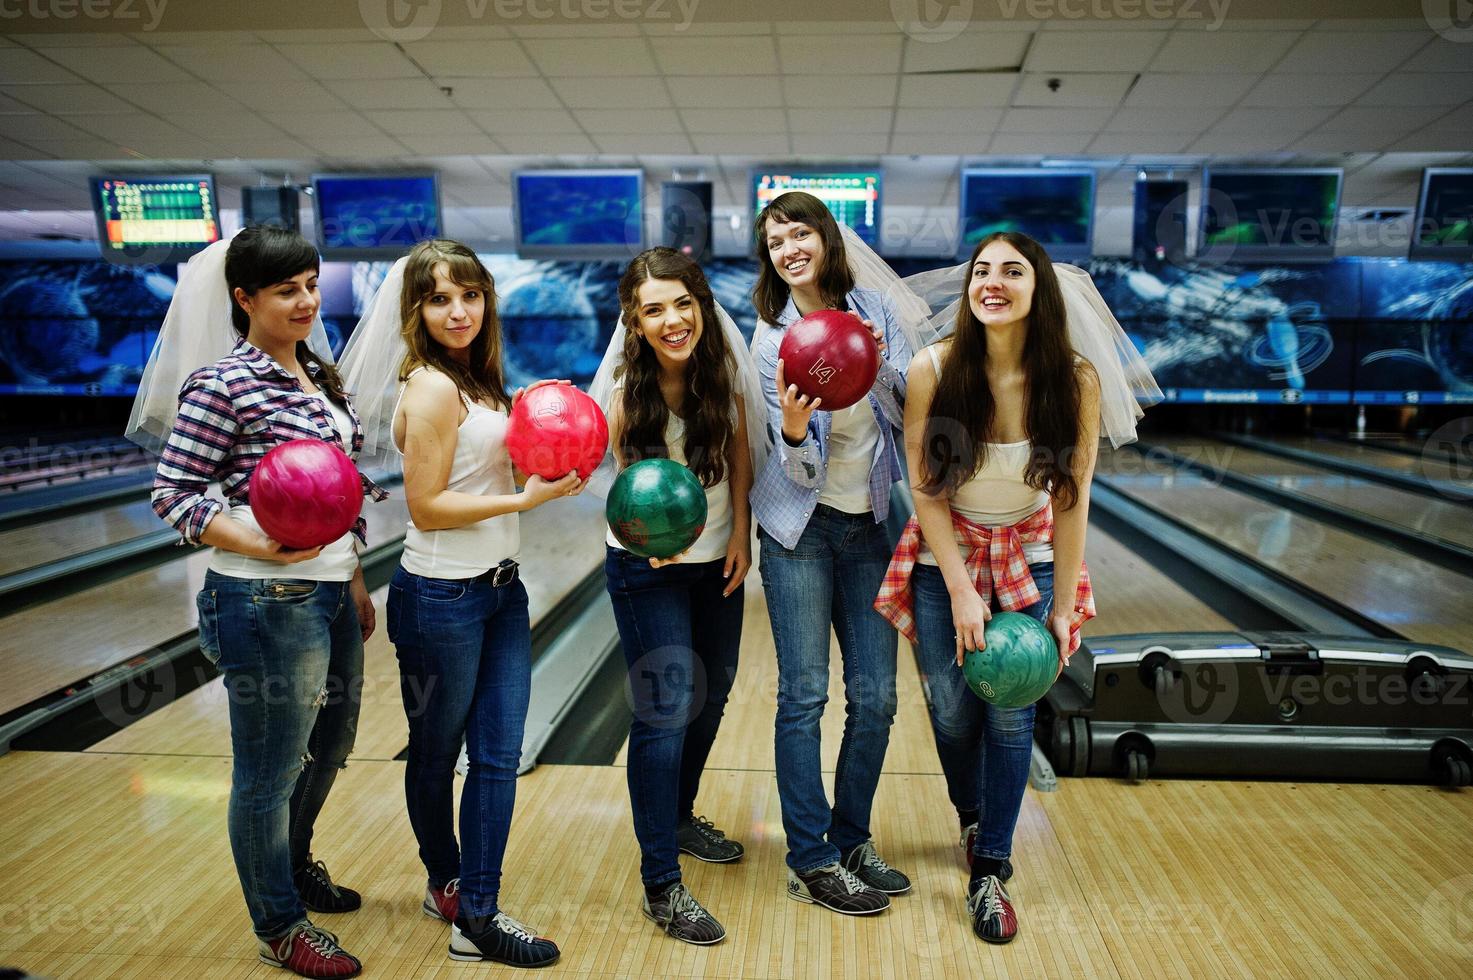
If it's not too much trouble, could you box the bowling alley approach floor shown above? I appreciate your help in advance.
[3,573,1471,979]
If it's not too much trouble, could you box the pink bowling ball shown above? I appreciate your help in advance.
[250,439,364,549]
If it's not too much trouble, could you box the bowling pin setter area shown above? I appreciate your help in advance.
[3,9,1473,978]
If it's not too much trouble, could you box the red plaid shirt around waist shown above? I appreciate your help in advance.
[873,503,1095,654]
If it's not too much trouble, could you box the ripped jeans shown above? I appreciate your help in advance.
[197,570,364,939]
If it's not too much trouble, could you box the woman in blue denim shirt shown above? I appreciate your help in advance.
[748,191,915,916]
[595,247,760,946]
[343,239,581,968]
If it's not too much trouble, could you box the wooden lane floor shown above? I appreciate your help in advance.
[1254,434,1467,488]
[1097,450,1473,652]
[86,493,609,761]
[0,494,412,718]
[0,495,160,578]
[1142,435,1473,551]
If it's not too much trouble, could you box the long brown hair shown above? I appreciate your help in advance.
[225,224,346,402]
[751,191,855,323]
[615,247,736,488]
[919,232,1085,509]
[397,239,510,410]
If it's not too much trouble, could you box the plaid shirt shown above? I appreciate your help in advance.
[750,287,913,550]
[151,339,388,547]
[874,504,1095,655]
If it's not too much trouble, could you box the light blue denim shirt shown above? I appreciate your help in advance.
[749,286,913,550]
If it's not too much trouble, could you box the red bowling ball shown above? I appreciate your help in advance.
[506,383,610,480]
[250,439,364,550]
[778,309,880,411]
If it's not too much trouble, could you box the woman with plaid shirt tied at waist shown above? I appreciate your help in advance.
[876,230,1157,946]
[132,226,384,979]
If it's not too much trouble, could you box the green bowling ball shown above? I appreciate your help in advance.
[962,612,1060,708]
[606,458,708,560]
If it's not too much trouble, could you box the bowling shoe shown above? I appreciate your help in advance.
[840,840,912,895]
[294,858,361,913]
[675,814,744,863]
[450,911,560,967]
[641,882,727,945]
[787,864,890,915]
[958,826,1014,882]
[967,875,1019,944]
[258,921,362,978]
[423,877,459,923]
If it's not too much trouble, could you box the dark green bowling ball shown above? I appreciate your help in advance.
[962,612,1059,708]
[606,458,708,560]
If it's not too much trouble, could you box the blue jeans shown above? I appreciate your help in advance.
[910,561,1054,863]
[758,507,898,873]
[605,548,743,887]
[196,570,363,940]
[387,567,532,921]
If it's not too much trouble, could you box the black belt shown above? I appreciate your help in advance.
[475,559,519,588]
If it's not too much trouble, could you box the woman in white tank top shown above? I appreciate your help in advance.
[596,247,756,946]
[341,239,577,968]
[885,232,1105,947]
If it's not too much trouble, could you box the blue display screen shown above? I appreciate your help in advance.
[314,175,441,254]
[515,171,643,256]
[960,171,1094,255]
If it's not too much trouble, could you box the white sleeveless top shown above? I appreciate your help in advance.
[917,345,1053,567]
[816,399,880,515]
[606,412,733,564]
[396,370,520,579]
[210,390,360,582]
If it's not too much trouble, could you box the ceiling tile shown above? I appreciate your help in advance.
[1317,105,1457,134]
[678,109,774,134]
[1186,132,1291,154]
[445,78,562,109]
[781,75,896,108]
[1087,133,1196,154]
[1124,72,1257,107]
[262,111,381,139]
[155,45,310,83]
[1025,31,1166,73]
[669,76,783,108]
[8,138,124,160]
[37,46,192,84]
[777,36,902,75]
[1213,106,1338,133]
[402,40,538,76]
[900,28,1032,74]
[1410,39,1473,72]
[307,136,412,158]
[893,109,1002,133]
[1280,31,1432,74]
[1387,127,1473,153]
[999,108,1110,132]
[1357,73,1473,107]
[1013,73,1134,108]
[550,77,671,108]
[594,134,695,154]
[573,109,684,134]
[1110,106,1226,132]
[653,37,779,76]
[174,114,291,142]
[0,114,94,141]
[1149,31,1298,73]
[108,83,250,116]
[987,132,1094,155]
[494,133,598,153]
[0,50,84,85]
[4,84,136,114]
[1241,74,1381,108]
[1287,134,1395,154]
[788,108,891,134]
[524,38,654,76]
[364,109,483,136]
[274,43,422,80]
[790,133,888,155]
[888,133,986,154]
[509,23,642,38]
[466,109,582,134]
[217,80,350,113]
[323,78,454,110]
[692,134,788,155]
[898,74,1016,108]
[9,32,140,47]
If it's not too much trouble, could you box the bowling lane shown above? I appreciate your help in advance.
[0,496,161,578]
[89,492,609,760]
[1080,523,1236,636]
[1255,434,1466,487]
[1096,450,1473,652]
[1145,435,1473,551]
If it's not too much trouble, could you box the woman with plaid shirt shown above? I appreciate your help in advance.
[147,226,382,979]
